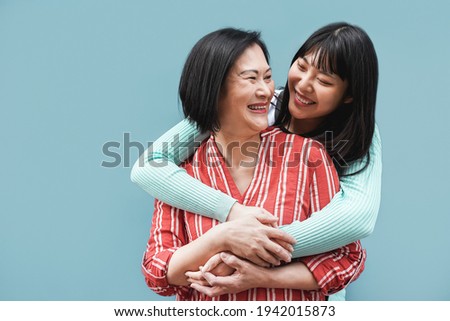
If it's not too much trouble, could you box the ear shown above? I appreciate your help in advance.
[343,96,353,104]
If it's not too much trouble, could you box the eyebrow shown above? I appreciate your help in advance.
[238,67,272,76]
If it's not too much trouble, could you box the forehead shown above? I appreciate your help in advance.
[232,44,270,71]
[302,52,325,66]
[299,51,337,75]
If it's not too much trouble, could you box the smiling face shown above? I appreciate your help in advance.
[287,53,353,133]
[217,44,275,137]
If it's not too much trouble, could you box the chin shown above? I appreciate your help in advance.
[257,125,269,133]
[247,123,267,134]
[288,106,308,120]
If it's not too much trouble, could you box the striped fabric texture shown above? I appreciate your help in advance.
[142,128,365,301]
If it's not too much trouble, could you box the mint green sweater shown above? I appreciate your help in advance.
[131,117,381,301]
[131,118,382,258]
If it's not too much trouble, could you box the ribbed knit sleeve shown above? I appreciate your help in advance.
[130,119,237,222]
[131,119,382,256]
[279,124,382,257]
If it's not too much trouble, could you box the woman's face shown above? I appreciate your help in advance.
[287,53,352,132]
[217,44,274,137]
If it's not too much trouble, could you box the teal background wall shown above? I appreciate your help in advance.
[1,0,449,300]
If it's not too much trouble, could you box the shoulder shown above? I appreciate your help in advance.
[261,126,296,144]
[372,123,382,147]
[301,137,334,172]
[261,126,283,137]
[303,137,327,156]
[262,128,318,162]
[181,135,213,170]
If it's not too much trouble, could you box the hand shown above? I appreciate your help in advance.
[190,252,266,297]
[201,253,236,276]
[185,254,235,286]
[228,203,280,226]
[185,269,209,286]
[222,213,295,266]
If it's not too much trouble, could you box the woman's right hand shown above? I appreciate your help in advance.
[223,203,296,266]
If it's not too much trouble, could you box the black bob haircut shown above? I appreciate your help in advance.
[179,28,270,133]
[275,22,379,176]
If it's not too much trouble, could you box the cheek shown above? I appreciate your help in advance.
[320,89,343,111]
[287,66,298,85]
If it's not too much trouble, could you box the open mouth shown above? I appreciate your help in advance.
[247,103,268,113]
[247,105,267,111]
[295,92,315,105]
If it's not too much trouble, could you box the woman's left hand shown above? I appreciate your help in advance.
[189,252,267,297]
[185,253,236,286]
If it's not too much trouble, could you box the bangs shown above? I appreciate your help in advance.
[300,37,349,80]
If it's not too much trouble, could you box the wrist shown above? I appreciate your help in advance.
[262,266,277,288]
[252,265,272,288]
[208,223,231,252]
[227,202,244,221]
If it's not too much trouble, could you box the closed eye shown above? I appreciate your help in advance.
[297,62,307,72]
[317,78,332,86]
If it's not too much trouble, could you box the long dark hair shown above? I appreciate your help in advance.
[275,22,378,175]
[179,28,270,133]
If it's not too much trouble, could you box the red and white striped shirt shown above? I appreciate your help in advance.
[142,127,366,301]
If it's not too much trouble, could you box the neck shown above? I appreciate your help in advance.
[214,129,260,168]
[288,117,322,135]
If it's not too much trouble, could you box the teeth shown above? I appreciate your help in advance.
[296,93,314,105]
[248,105,266,110]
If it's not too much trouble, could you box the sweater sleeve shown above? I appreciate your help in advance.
[280,124,382,257]
[295,139,366,295]
[132,119,382,258]
[130,118,237,222]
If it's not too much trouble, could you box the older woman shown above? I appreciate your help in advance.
[141,28,365,301]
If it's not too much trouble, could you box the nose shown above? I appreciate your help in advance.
[256,79,274,99]
[297,73,313,93]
